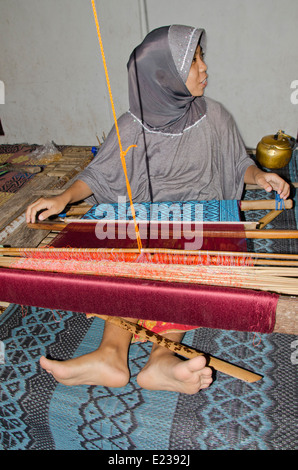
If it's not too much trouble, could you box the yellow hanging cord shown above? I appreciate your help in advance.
[91,0,142,252]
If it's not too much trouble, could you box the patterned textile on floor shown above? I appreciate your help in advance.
[0,145,40,193]
[0,149,297,450]
[0,171,36,195]
[0,144,63,202]
[0,146,37,195]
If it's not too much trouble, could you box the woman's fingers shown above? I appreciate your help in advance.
[26,197,65,223]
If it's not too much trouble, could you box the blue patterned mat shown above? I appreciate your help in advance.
[0,304,297,450]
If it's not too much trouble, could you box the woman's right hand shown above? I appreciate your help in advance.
[26,195,68,224]
[26,180,92,224]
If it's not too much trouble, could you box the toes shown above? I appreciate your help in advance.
[186,355,207,372]
[40,355,53,373]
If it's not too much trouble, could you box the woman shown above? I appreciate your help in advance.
[26,25,289,394]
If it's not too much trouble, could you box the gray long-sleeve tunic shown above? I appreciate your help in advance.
[78,97,255,204]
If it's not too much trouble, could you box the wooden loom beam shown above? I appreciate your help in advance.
[26,220,298,239]
[240,199,292,210]
[257,210,284,229]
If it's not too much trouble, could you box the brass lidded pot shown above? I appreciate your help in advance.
[256,130,295,169]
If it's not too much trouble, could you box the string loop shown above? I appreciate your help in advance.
[275,192,285,210]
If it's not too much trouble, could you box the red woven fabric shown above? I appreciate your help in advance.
[0,267,278,333]
[51,221,248,252]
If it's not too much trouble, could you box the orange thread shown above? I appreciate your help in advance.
[91,1,141,252]
[52,310,62,323]
[253,333,262,347]
[18,248,255,266]
[21,305,27,318]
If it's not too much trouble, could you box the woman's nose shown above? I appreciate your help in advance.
[199,60,207,72]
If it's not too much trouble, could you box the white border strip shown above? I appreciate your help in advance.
[180,28,196,73]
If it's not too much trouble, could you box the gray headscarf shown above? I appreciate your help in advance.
[127,25,207,134]
[78,24,254,204]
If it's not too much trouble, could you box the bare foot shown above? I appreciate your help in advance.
[39,348,130,388]
[137,353,213,394]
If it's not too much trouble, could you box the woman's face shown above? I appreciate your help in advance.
[185,45,208,96]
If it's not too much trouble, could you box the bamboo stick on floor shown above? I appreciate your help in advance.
[94,315,263,383]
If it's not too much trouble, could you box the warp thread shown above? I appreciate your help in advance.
[19,247,255,266]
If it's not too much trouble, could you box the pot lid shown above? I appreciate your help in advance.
[261,131,294,150]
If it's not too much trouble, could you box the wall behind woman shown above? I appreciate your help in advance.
[0,0,297,147]
[0,0,143,146]
[147,0,298,148]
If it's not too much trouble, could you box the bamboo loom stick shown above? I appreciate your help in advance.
[240,199,292,210]
[58,218,258,229]
[1,246,298,258]
[26,220,298,239]
[246,182,298,190]
[28,198,293,210]
[39,198,290,215]
[243,229,298,238]
[94,315,263,383]
[258,210,283,229]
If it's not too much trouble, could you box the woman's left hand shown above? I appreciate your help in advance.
[254,171,290,199]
